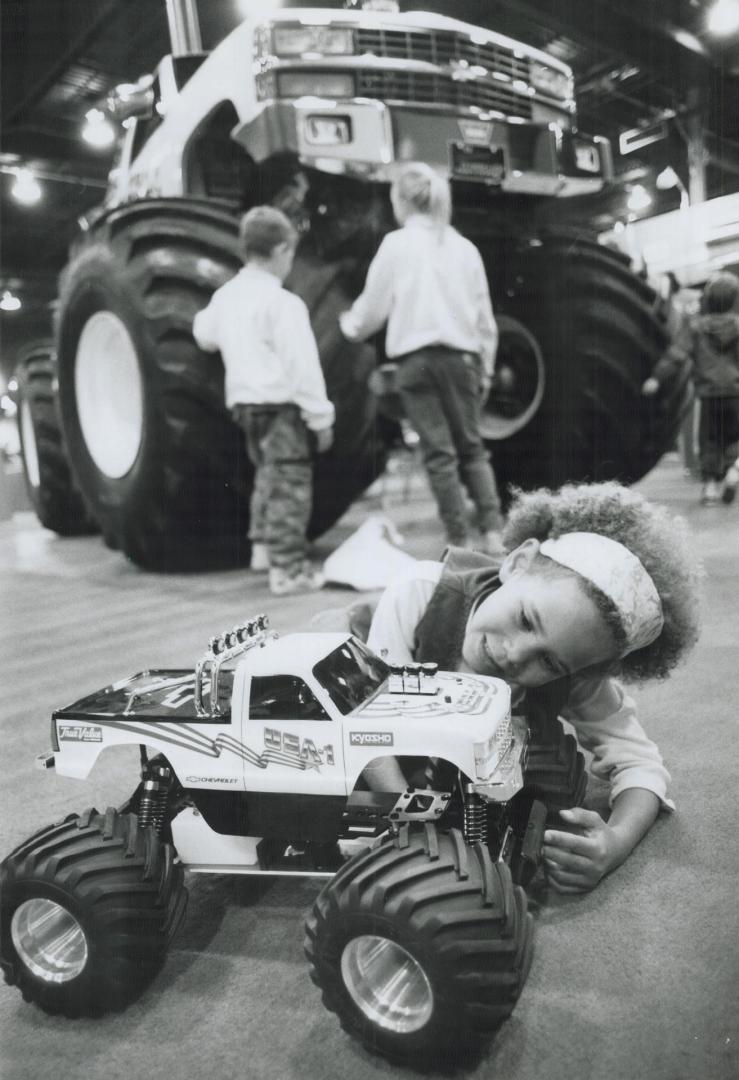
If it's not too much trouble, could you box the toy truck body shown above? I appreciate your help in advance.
[45,622,525,869]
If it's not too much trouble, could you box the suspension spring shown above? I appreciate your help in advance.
[138,764,172,836]
[463,791,488,845]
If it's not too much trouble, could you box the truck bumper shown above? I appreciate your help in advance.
[233,99,611,196]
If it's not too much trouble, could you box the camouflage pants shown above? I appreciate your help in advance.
[233,404,312,572]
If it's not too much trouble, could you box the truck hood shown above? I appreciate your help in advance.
[354,671,509,738]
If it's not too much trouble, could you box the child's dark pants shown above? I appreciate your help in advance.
[698,396,739,480]
[394,346,502,543]
[233,403,312,572]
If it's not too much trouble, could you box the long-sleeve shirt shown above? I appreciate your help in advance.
[339,216,498,377]
[193,263,335,431]
[366,561,674,810]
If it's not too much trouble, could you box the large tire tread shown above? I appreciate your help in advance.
[1,807,187,1017]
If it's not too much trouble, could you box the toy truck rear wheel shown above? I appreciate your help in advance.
[304,825,532,1067]
[14,340,98,536]
[55,198,383,570]
[0,808,187,1017]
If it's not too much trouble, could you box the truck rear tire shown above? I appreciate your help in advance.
[0,807,187,1017]
[14,341,98,536]
[305,824,532,1067]
[55,199,383,570]
[479,231,691,496]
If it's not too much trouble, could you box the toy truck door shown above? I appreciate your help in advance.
[241,673,345,795]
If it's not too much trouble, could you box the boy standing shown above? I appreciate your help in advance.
[193,206,334,594]
[643,270,739,505]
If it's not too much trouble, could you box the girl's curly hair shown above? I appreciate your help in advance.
[502,481,702,682]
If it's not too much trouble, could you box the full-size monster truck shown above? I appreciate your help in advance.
[15,2,691,568]
[0,614,585,1066]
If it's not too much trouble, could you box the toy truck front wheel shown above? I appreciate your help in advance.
[0,808,186,1017]
[304,824,532,1067]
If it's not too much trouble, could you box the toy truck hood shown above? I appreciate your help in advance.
[345,671,512,784]
[52,669,225,724]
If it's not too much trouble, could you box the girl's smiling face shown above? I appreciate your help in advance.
[462,539,617,686]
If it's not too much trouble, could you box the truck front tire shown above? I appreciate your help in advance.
[0,808,187,1017]
[305,824,532,1066]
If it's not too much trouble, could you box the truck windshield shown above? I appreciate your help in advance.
[313,639,389,715]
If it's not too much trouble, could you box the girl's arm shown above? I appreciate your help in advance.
[542,788,660,893]
[541,673,671,891]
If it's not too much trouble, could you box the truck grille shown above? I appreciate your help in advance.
[356,27,531,83]
[356,68,533,120]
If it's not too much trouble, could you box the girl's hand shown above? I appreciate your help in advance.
[542,807,629,893]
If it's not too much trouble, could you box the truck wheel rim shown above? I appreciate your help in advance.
[11,898,88,983]
[74,310,144,478]
[340,934,433,1034]
[19,399,41,488]
[479,314,545,440]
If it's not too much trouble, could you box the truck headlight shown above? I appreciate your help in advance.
[530,61,573,101]
[473,734,496,778]
[273,26,354,57]
[278,72,355,99]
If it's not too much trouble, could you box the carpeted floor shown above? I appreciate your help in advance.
[1,453,737,1080]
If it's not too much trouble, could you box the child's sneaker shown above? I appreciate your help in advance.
[269,565,325,596]
[721,464,738,505]
[701,480,721,505]
[249,543,270,571]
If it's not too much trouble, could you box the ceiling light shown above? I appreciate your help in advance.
[627,185,653,213]
[11,168,42,205]
[0,290,22,312]
[707,0,739,35]
[82,108,115,149]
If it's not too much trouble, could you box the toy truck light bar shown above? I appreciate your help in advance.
[195,613,271,717]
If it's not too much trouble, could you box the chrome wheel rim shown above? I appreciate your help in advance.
[75,310,144,478]
[340,934,433,1034]
[479,313,545,440]
[11,898,88,983]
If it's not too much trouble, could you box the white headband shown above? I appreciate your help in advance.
[539,532,664,655]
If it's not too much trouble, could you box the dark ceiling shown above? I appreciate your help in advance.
[2,0,739,368]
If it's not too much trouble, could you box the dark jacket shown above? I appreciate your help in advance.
[654,312,739,398]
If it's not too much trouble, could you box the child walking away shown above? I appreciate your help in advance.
[364,481,701,892]
[193,207,334,595]
[643,270,739,505]
[339,162,505,554]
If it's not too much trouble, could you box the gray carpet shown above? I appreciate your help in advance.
[1,453,737,1080]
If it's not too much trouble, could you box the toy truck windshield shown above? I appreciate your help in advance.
[313,639,389,714]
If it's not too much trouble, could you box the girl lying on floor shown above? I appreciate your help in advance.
[339,481,700,893]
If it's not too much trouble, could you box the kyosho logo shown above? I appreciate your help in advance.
[58,724,103,743]
[350,732,394,747]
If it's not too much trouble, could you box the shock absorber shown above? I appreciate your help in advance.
[463,787,488,845]
[138,762,172,835]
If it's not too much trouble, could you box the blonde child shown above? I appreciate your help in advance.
[363,481,701,892]
[340,162,504,553]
